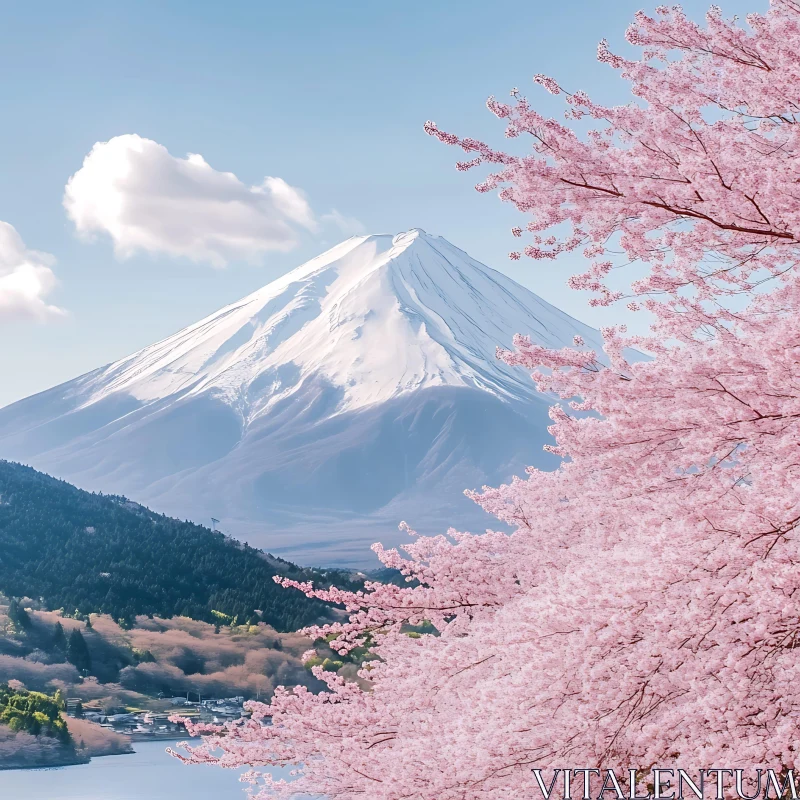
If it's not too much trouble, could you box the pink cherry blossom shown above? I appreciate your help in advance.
[174,3,800,797]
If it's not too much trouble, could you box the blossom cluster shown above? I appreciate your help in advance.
[175,3,800,798]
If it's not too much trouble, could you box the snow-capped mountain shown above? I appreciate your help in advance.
[0,229,603,566]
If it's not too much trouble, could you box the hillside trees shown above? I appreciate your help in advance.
[66,629,91,674]
[51,621,67,654]
[0,683,71,743]
[0,461,339,631]
[7,599,30,632]
[176,1,800,797]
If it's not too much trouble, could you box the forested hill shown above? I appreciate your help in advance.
[0,460,352,632]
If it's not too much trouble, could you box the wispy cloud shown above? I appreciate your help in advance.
[321,209,367,237]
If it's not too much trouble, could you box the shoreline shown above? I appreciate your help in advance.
[130,735,198,747]
[0,736,265,799]
[0,750,90,772]
[0,736,199,773]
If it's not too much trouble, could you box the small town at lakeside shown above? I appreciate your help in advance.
[68,693,249,740]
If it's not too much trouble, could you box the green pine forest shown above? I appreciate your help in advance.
[0,460,363,632]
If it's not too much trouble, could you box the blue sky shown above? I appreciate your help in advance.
[0,0,765,407]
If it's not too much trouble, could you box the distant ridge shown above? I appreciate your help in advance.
[0,230,605,566]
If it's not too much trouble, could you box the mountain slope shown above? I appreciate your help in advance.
[0,460,344,630]
[0,230,604,566]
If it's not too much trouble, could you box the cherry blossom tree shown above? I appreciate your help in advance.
[173,2,800,796]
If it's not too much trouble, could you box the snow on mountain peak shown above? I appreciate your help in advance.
[0,229,612,565]
[73,229,602,422]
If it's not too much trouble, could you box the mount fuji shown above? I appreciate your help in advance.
[0,229,604,566]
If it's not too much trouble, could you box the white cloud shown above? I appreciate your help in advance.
[321,209,367,237]
[63,134,323,267]
[0,222,63,323]
[258,177,317,231]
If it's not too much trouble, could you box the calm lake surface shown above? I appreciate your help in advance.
[0,739,294,800]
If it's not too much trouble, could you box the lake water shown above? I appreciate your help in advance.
[0,739,293,800]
